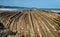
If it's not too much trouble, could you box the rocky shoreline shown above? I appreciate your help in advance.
[0,10,60,37]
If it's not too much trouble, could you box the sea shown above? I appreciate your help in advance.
[0,6,60,13]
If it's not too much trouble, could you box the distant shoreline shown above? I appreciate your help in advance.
[0,8,60,13]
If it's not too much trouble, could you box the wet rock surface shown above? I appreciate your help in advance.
[0,29,15,37]
[0,23,16,37]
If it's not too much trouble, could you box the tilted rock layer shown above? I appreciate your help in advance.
[0,10,60,37]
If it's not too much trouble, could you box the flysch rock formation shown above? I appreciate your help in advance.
[0,10,60,37]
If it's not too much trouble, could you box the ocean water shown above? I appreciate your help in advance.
[0,5,60,12]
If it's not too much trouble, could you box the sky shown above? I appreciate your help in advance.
[0,0,60,8]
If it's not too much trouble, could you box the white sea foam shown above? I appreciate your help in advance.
[0,8,17,11]
[51,10,60,12]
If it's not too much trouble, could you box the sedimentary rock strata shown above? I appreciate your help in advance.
[0,10,60,37]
